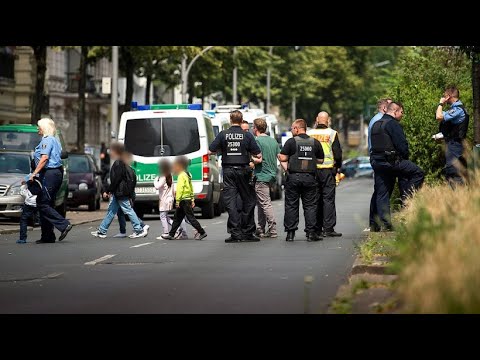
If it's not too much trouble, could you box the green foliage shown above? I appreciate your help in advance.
[387,47,472,182]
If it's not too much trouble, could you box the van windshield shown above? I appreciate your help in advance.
[124,117,200,157]
[0,132,41,151]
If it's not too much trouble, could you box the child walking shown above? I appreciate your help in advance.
[16,177,41,244]
[154,160,189,239]
[91,142,148,239]
[161,156,207,240]
[115,151,149,238]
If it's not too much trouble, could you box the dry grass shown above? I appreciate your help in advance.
[396,172,480,313]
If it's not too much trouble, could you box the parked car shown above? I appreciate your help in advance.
[341,156,374,178]
[67,153,102,211]
[0,124,69,217]
[0,151,35,218]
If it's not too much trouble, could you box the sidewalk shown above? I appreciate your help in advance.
[0,202,107,235]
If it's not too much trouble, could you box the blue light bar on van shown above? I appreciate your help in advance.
[130,102,203,111]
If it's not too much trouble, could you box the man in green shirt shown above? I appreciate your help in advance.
[252,117,280,238]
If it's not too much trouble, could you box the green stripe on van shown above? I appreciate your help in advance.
[133,156,202,183]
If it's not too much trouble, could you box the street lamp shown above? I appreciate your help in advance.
[181,46,214,103]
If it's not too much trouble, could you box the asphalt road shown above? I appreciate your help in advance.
[0,178,372,314]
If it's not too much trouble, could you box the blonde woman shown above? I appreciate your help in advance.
[29,118,72,243]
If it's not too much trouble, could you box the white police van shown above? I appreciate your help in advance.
[118,103,224,219]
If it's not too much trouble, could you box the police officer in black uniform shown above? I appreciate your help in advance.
[209,110,262,243]
[278,119,324,242]
[370,101,424,231]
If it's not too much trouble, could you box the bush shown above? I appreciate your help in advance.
[388,47,473,183]
[395,172,480,313]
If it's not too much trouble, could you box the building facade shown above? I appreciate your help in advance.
[0,46,112,150]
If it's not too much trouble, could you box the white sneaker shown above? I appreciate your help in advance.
[129,229,148,239]
[91,230,107,238]
[143,224,150,232]
[113,233,127,238]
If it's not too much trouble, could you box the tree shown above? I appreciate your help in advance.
[30,46,47,124]
[76,46,88,152]
[460,47,480,144]
[388,47,472,182]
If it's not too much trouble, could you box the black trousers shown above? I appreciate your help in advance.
[223,166,256,239]
[19,204,37,241]
[371,159,424,228]
[169,200,204,236]
[369,171,409,227]
[38,168,70,241]
[445,140,466,186]
[316,168,337,232]
[284,172,318,234]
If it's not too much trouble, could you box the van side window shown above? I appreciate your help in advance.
[204,117,215,144]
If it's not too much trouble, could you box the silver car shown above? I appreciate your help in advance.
[0,151,33,218]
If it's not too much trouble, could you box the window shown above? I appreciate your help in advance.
[0,153,31,174]
[125,117,200,157]
[69,155,92,173]
[213,126,220,137]
[0,47,15,80]
[204,117,215,144]
[0,132,41,151]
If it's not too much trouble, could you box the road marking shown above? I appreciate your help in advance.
[212,221,224,225]
[84,254,116,266]
[130,242,153,248]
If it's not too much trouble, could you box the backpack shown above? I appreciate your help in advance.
[123,166,137,197]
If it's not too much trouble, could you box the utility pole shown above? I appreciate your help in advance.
[111,46,119,140]
[266,46,273,114]
[232,46,238,104]
[181,46,214,104]
[291,95,296,121]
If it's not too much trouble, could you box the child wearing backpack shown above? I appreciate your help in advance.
[91,143,148,239]
[161,156,207,241]
[16,177,42,244]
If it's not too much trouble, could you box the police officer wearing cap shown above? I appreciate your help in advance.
[308,111,343,238]
[30,118,72,243]
[209,110,262,243]
[370,102,424,231]
[278,119,324,242]
[436,86,469,186]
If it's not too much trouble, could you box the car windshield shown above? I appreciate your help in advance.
[0,132,41,151]
[69,155,91,173]
[124,117,200,157]
[0,153,31,174]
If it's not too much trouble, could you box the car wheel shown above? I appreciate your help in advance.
[201,201,215,219]
[88,195,96,211]
[95,196,101,210]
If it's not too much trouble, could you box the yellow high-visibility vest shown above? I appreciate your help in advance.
[307,127,338,169]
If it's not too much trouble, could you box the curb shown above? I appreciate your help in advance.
[350,257,388,275]
[0,216,104,235]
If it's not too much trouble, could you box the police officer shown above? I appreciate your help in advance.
[436,86,469,186]
[308,111,343,237]
[370,102,424,231]
[30,118,72,243]
[209,110,262,243]
[278,119,324,242]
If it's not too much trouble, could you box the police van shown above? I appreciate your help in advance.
[214,105,283,200]
[118,103,224,219]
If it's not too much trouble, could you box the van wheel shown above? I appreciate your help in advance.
[95,196,101,210]
[88,196,96,211]
[202,201,215,219]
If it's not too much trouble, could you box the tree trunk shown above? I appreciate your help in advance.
[31,46,47,124]
[77,46,87,153]
[145,72,152,105]
[120,47,135,113]
[473,57,480,144]
[201,81,205,109]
